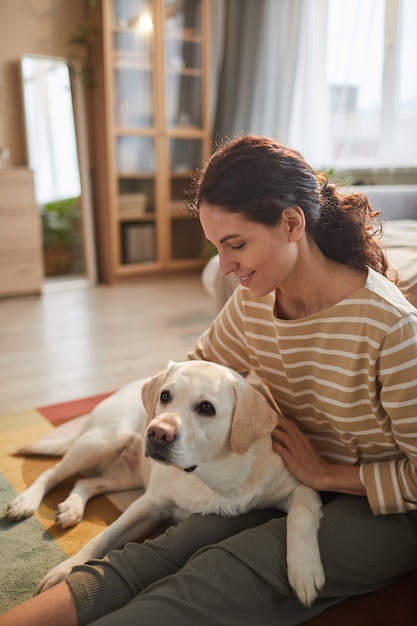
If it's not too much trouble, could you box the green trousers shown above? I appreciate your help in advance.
[68,494,417,626]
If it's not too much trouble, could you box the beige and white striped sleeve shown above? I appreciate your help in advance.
[360,313,417,514]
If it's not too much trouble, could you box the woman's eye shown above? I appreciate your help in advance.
[230,242,245,250]
[160,390,171,404]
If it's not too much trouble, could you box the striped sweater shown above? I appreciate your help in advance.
[189,268,417,515]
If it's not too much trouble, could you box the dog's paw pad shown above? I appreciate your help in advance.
[6,494,37,520]
[55,495,84,528]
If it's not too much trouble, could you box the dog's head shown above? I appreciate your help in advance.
[142,361,279,473]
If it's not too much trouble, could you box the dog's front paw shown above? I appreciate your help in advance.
[7,492,38,521]
[287,558,325,607]
[36,560,75,594]
[55,494,84,528]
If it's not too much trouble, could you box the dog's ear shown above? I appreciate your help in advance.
[230,380,280,455]
[142,370,167,421]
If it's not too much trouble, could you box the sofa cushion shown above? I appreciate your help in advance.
[382,219,417,308]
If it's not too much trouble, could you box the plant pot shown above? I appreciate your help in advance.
[43,247,72,276]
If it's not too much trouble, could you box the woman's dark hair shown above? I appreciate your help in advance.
[195,135,392,279]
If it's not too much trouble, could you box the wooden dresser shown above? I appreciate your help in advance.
[0,168,43,296]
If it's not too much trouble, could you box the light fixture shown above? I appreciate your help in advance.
[135,11,153,34]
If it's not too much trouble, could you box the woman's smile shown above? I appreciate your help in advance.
[237,271,255,285]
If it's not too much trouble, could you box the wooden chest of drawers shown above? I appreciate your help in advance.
[0,168,43,296]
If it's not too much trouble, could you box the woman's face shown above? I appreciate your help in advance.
[199,202,302,298]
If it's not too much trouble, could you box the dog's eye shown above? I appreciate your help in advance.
[160,390,171,404]
[196,401,216,416]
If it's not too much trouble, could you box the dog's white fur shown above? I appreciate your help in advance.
[7,360,324,606]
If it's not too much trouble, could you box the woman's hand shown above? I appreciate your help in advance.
[271,417,366,496]
[272,417,329,490]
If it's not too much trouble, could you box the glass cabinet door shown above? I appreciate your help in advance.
[112,0,156,129]
[164,0,205,261]
[111,0,158,265]
[117,136,156,265]
[169,136,203,259]
[164,0,203,129]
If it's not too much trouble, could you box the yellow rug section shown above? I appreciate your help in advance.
[0,408,121,556]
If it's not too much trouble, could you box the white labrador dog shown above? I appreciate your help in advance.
[7,360,324,606]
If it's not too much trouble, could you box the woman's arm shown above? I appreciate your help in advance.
[272,418,366,496]
[0,582,79,626]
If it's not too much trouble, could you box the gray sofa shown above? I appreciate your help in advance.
[350,185,417,220]
[356,186,417,307]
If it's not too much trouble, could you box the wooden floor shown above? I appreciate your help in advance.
[0,273,215,414]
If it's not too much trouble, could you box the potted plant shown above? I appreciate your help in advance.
[42,197,81,275]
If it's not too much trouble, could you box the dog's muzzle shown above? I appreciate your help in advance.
[145,431,197,473]
[145,439,171,464]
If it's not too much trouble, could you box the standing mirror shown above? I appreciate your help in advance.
[20,54,96,289]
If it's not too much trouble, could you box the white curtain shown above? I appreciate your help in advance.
[212,0,303,145]
[212,0,417,169]
[289,0,386,168]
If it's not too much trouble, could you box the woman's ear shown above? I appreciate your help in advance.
[282,206,305,241]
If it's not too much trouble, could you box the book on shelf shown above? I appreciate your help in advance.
[119,193,147,217]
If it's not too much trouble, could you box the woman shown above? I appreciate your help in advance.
[2,135,417,625]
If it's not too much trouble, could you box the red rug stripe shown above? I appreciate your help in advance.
[37,392,114,426]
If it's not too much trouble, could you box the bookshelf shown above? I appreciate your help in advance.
[100,0,211,280]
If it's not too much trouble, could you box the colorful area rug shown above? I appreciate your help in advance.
[2,396,417,622]
[0,392,130,613]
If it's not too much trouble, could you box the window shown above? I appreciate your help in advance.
[289,0,417,169]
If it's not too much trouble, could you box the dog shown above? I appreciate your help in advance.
[7,360,324,606]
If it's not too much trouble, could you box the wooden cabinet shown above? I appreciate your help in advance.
[0,168,43,296]
[100,0,211,281]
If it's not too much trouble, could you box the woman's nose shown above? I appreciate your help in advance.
[218,252,238,276]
